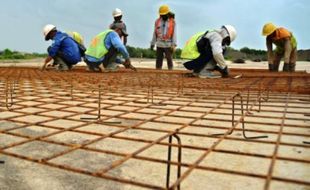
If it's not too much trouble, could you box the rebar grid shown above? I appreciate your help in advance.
[0,67,309,190]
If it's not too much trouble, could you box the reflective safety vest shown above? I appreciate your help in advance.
[271,28,297,51]
[66,31,84,45]
[181,32,205,59]
[155,18,175,41]
[85,30,113,59]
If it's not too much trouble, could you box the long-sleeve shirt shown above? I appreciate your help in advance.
[151,18,177,48]
[48,31,81,64]
[85,31,130,63]
[203,29,229,69]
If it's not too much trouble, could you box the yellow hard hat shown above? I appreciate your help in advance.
[159,5,170,15]
[262,23,277,36]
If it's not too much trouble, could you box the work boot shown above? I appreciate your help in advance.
[268,64,273,71]
[273,63,279,72]
[289,63,296,72]
[283,63,290,72]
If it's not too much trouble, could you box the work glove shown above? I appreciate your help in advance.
[123,59,137,72]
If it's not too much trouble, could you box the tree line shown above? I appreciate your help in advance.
[0,47,269,60]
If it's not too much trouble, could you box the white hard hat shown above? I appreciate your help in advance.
[223,25,237,42]
[112,8,122,17]
[43,24,56,40]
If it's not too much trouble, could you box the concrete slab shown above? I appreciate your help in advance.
[9,125,59,138]
[44,131,100,145]
[0,134,27,148]
[0,111,23,119]
[87,137,147,154]
[200,152,271,175]
[5,141,68,159]
[273,160,310,182]
[12,115,52,124]
[42,119,85,129]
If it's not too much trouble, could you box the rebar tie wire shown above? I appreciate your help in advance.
[212,93,268,139]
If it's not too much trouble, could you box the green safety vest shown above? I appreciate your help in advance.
[85,30,113,59]
[181,32,205,59]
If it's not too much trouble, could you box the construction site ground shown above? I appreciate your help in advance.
[0,59,309,190]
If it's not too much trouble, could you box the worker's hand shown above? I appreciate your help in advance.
[150,45,154,51]
[123,59,137,72]
[42,56,53,71]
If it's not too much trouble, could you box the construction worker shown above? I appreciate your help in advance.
[42,24,82,71]
[110,8,128,45]
[150,5,177,70]
[262,23,297,72]
[181,25,237,78]
[84,23,136,72]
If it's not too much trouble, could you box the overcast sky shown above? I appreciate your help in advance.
[0,0,309,53]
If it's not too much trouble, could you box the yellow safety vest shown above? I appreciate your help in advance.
[85,30,113,59]
[181,32,205,59]
[66,31,84,45]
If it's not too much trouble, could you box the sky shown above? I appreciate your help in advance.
[0,0,309,53]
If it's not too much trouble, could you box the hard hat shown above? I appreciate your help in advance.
[159,5,170,15]
[262,23,277,36]
[223,25,237,42]
[43,24,56,41]
[112,8,122,17]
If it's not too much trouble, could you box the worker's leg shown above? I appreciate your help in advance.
[84,59,101,72]
[164,47,173,70]
[102,48,118,71]
[198,60,221,79]
[156,47,164,70]
[273,53,283,72]
[183,53,212,75]
[289,48,297,72]
[54,56,70,71]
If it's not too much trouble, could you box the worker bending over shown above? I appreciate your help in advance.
[181,25,237,78]
[42,24,82,71]
[262,23,297,72]
[84,23,136,72]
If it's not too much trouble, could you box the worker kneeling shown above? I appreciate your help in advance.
[84,23,136,72]
[42,24,82,71]
[181,25,237,78]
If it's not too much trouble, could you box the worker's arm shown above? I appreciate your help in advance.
[283,37,292,63]
[110,32,136,71]
[110,32,129,59]
[209,33,227,69]
[150,22,157,50]
[266,38,273,64]
[172,22,177,49]
[42,56,53,70]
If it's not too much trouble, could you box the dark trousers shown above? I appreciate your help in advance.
[183,49,213,73]
[156,47,173,70]
[48,47,73,71]
[85,48,118,71]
